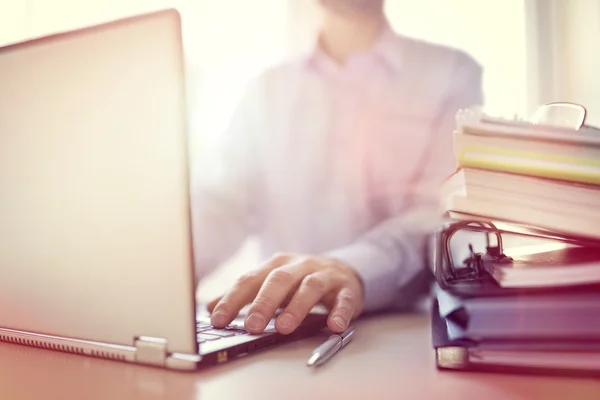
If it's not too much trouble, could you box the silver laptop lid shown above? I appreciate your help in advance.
[0,10,197,355]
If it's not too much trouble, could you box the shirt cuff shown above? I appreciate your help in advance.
[327,242,402,313]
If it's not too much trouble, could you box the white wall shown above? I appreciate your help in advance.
[562,0,600,127]
[0,1,28,46]
[533,0,600,127]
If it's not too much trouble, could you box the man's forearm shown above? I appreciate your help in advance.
[327,207,441,312]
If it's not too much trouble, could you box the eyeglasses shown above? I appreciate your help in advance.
[530,102,587,130]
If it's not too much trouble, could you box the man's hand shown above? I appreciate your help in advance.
[207,253,364,335]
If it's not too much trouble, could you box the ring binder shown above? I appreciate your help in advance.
[432,217,600,298]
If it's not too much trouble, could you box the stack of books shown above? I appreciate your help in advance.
[445,110,600,239]
[431,109,600,376]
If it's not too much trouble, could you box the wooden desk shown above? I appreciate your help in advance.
[0,314,598,399]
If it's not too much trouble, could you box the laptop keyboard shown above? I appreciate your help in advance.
[196,306,282,344]
[196,316,279,343]
[196,321,249,343]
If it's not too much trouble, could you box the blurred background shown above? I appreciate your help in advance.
[2,0,598,300]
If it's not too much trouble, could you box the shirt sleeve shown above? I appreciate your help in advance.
[327,54,484,312]
[190,78,264,285]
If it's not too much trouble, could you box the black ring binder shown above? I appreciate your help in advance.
[432,217,600,298]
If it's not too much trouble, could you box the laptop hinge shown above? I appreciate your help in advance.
[134,336,168,367]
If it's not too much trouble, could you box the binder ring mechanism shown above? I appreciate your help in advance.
[433,219,511,291]
[432,217,600,294]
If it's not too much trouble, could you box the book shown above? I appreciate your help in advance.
[444,168,600,210]
[443,169,600,240]
[454,112,600,185]
[445,195,600,240]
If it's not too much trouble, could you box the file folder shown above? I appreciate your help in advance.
[432,299,600,377]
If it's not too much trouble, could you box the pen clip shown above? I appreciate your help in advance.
[338,326,355,346]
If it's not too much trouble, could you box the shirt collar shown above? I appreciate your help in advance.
[305,22,404,74]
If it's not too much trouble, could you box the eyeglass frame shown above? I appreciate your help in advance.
[530,102,588,130]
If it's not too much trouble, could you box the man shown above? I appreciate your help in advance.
[191,0,483,335]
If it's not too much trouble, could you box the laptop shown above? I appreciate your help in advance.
[0,9,326,371]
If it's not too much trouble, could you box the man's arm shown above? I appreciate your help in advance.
[327,53,484,312]
[190,79,263,285]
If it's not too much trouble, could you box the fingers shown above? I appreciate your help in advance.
[210,253,364,336]
[206,296,222,313]
[327,287,359,333]
[210,270,265,328]
[245,259,319,333]
[276,270,343,335]
[210,253,292,328]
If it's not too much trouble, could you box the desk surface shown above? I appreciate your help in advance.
[1,314,599,400]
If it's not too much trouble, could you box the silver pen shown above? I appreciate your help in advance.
[306,326,355,367]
